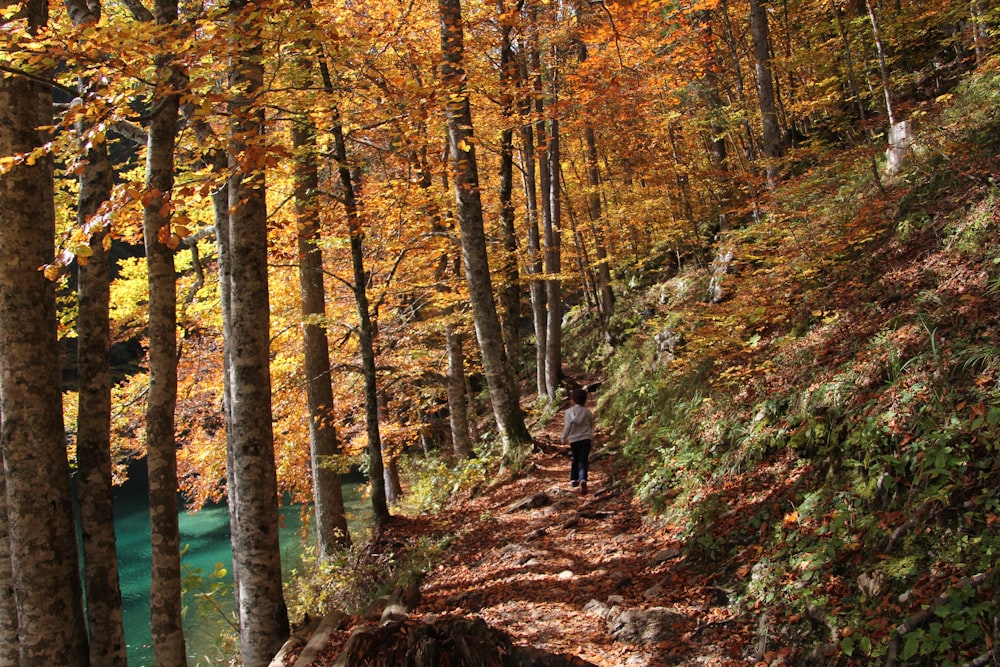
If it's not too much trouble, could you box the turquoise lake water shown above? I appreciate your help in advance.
[110,466,365,666]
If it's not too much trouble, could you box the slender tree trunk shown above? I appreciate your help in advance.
[583,125,614,321]
[0,1,90,658]
[293,119,351,556]
[64,3,128,662]
[76,116,128,667]
[226,2,290,662]
[518,89,547,398]
[439,0,531,452]
[446,325,474,458]
[330,120,391,526]
[543,59,562,399]
[214,179,244,617]
[970,0,989,65]
[379,392,403,503]
[498,0,522,374]
[865,0,895,126]
[143,0,187,662]
[749,0,782,187]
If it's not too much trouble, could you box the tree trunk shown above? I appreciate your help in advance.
[379,392,401,504]
[63,3,128,662]
[331,119,392,527]
[143,0,187,663]
[446,325,474,459]
[583,125,614,322]
[534,48,556,400]
[293,118,352,557]
[498,0,522,374]
[544,106,562,400]
[0,2,90,658]
[76,111,128,667]
[439,0,532,452]
[518,88,547,398]
[865,0,895,126]
[380,392,404,504]
[749,0,782,186]
[226,3,290,662]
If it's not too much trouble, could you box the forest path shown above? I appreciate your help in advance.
[372,399,755,666]
[298,390,766,666]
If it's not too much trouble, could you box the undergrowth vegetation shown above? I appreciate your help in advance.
[580,60,1000,665]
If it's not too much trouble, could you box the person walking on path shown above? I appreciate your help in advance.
[562,388,595,495]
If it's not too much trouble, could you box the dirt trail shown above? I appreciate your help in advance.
[302,401,758,667]
[392,416,752,666]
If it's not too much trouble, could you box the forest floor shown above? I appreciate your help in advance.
[303,397,772,667]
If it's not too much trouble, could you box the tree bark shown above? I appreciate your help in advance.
[293,118,352,556]
[0,1,90,658]
[498,0,522,374]
[865,0,896,126]
[64,2,128,663]
[76,110,128,667]
[445,325,474,459]
[439,0,532,452]
[142,0,187,662]
[226,2,291,662]
[749,0,782,186]
[583,125,614,322]
[544,107,562,400]
[331,119,391,527]
[517,61,547,398]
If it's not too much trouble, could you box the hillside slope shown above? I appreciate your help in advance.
[576,59,1000,665]
[275,61,999,667]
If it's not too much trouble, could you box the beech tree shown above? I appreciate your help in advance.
[62,0,129,662]
[136,0,189,660]
[224,0,290,661]
[439,0,531,453]
[0,1,89,663]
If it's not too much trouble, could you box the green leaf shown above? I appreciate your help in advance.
[840,636,855,656]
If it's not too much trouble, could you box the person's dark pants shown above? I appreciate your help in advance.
[570,439,592,484]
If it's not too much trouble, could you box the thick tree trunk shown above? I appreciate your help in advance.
[439,0,531,452]
[0,4,90,658]
[226,3,290,662]
[749,0,782,187]
[293,119,352,556]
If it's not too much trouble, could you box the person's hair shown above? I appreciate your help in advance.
[572,388,588,406]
